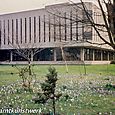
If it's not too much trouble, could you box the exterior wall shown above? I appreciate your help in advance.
[107,2,115,36]
[92,4,111,49]
[0,2,112,50]
[0,2,115,64]
[0,8,47,49]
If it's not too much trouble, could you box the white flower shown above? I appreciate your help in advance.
[39,108,42,114]
[61,107,63,111]
[98,112,102,115]
[70,98,74,102]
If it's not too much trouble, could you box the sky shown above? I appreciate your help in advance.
[0,0,96,14]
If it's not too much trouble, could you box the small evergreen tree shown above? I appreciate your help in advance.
[34,67,61,115]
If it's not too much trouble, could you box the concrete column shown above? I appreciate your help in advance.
[113,53,115,60]
[54,48,57,61]
[107,52,109,61]
[101,50,103,61]
[93,49,95,61]
[10,50,13,62]
[80,48,84,61]
[31,50,33,61]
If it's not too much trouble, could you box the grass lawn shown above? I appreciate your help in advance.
[0,64,115,114]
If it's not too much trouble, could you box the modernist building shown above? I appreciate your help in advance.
[0,2,115,64]
[107,1,115,41]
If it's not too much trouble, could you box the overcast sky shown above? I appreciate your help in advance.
[0,0,96,14]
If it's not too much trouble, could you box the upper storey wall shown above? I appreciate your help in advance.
[0,2,110,49]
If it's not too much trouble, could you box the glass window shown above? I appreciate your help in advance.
[25,18,27,43]
[94,49,101,60]
[70,11,72,41]
[16,19,18,44]
[44,15,46,42]
[12,19,14,44]
[109,52,114,60]
[34,17,36,43]
[20,18,22,44]
[83,25,92,40]
[39,16,41,42]
[64,47,81,61]
[49,15,51,42]
[103,51,108,60]
[53,15,56,42]
[84,48,93,60]
[8,20,10,44]
[0,20,1,46]
[29,17,31,43]
[64,12,67,41]
[3,20,5,45]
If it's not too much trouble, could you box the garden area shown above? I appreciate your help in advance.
[0,64,115,114]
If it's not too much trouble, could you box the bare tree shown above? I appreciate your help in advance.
[41,0,115,74]
[10,43,44,90]
[46,0,115,50]
[0,21,45,89]
[44,2,94,73]
[75,0,115,49]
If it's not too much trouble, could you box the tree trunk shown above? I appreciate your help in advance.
[28,60,32,90]
[53,95,56,115]
[60,47,69,73]
[28,61,31,75]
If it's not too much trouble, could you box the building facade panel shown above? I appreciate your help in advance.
[0,2,115,64]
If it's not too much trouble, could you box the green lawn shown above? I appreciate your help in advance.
[0,64,115,86]
[0,64,115,114]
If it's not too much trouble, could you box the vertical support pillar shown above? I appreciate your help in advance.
[93,49,95,61]
[54,48,57,61]
[112,52,114,61]
[81,48,84,61]
[10,50,13,62]
[31,50,33,61]
[113,52,115,60]
[107,51,109,61]
[101,50,103,61]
